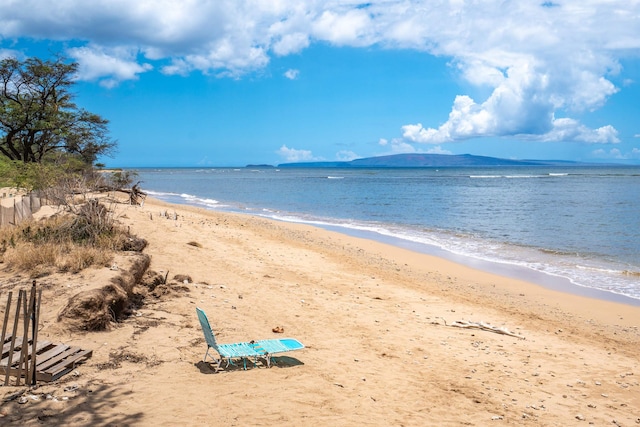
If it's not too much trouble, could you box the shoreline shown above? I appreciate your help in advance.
[151,191,640,307]
[320,223,640,307]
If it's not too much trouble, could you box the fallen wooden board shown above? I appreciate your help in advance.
[0,335,92,382]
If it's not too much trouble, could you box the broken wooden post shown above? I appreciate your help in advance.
[17,290,30,385]
[29,282,42,386]
[5,290,23,385]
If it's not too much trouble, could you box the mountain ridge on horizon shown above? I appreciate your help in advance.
[272,153,594,168]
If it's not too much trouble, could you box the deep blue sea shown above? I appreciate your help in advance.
[133,166,640,305]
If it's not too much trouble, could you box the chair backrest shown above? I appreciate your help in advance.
[196,307,219,350]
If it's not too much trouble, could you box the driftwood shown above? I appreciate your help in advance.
[93,181,147,206]
[438,318,523,339]
[128,183,146,206]
[96,184,147,206]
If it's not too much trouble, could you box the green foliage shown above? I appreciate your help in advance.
[108,170,138,189]
[0,153,95,191]
[0,156,13,186]
[0,56,116,165]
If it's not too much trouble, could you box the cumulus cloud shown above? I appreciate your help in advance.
[276,145,321,162]
[312,9,374,46]
[379,137,451,155]
[379,137,416,154]
[335,150,359,161]
[402,61,620,144]
[284,69,300,80]
[592,147,640,160]
[1,1,638,142]
[402,105,620,144]
[425,146,453,155]
[68,45,152,87]
[272,33,309,56]
[0,49,22,60]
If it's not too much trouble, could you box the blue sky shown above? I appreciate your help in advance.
[2,1,640,167]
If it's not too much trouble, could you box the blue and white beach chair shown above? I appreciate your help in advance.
[250,338,305,368]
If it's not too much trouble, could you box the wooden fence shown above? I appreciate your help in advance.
[0,193,47,228]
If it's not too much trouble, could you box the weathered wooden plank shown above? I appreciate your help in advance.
[0,340,26,366]
[0,292,12,353]
[28,288,42,385]
[44,349,93,381]
[0,340,51,369]
[34,343,68,367]
[35,347,81,372]
[17,291,30,384]
[5,290,23,385]
[1,336,23,356]
[0,284,92,384]
[0,343,92,382]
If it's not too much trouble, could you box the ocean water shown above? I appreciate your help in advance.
[133,166,640,304]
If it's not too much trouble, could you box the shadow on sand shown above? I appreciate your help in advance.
[194,356,304,374]
[0,381,144,425]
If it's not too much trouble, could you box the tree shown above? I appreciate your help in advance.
[0,56,116,164]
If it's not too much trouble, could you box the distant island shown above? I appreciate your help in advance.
[273,153,590,168]
[245,164,276,169]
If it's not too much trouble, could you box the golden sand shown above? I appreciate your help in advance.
[1,196,638,425]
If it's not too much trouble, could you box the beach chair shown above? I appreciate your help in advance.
[196,307,304,370]
[196,307,263,370]
[250,338,305,368]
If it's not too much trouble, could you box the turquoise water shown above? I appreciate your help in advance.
[133,166,640,304]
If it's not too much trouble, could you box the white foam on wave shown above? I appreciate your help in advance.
[149,190,224,209]
[180,193,219,205]
[146,190,180,197]
[471,174,546,179]
[262,211,640,302]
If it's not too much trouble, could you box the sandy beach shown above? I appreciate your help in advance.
[1,195,639,426]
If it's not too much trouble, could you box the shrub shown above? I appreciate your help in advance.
[1,200,139,276]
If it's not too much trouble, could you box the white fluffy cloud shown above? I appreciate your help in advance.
[0,49,22,60]
[402,58,620,144]
[335,150,359,161]
[284,69,300,80]
[379,137,451,155]
[592,147,640,160]
[1,0,638,141]
[379,137,416,154]
[68,45,152,88]
[401,96,620,145]
[276,145,321,162]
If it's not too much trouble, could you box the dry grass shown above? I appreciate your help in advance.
[0,200,135,276]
